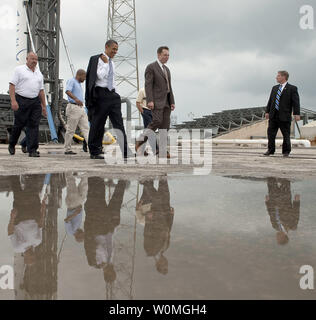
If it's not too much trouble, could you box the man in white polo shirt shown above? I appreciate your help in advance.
[8,52,47,157]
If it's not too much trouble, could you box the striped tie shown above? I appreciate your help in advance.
[108,58,114,90]
[275,84,282,111]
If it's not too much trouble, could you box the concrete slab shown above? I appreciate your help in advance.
[1,143,316,180]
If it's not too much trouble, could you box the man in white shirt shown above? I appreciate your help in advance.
[85,40,133,160]
[136,87,152,128]
[8,52,47,157]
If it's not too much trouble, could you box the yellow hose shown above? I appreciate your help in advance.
[73,132,116,145]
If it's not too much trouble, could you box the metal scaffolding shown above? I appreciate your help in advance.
[25,0,61,123]
[107,0,141,125]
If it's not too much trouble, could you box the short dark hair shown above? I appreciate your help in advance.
[105,39,118,47]
[157,46,169,54]
[278,70,289,80]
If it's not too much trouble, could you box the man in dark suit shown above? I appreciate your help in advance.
[135,46,175,158]
[264,70,300,157]
[265,177,300,245]
[85,40,132,160]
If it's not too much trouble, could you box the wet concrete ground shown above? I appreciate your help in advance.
[0,144,316,299]
[1,144,316,179]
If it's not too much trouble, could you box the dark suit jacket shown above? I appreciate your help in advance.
[266,83,300,122]
[265,178,300,232]
[85,54,102,109]
[145,61,175,109]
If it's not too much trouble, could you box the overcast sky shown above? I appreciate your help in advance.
[0,0,315,122]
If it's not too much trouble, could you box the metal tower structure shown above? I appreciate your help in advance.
[25,0,61,123]
[107,0,141,125]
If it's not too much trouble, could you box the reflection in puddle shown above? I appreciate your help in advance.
[0,173,315,300]
[138,180,174,276]
[265,178,300,246]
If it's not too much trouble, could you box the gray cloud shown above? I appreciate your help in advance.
[0,0,315,122]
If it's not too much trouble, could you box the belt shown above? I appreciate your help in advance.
[95,86,116,93]
[16,94,39,100]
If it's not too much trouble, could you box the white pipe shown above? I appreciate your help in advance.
[16,0,29,64]
[177,139,311,148]
[211,139,311,148]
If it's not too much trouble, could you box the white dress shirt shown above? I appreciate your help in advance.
[95,233,114,266]
[136,87,150,110]
[10,65,44,99]
[10,220,42,253]
[95,53,116,90]
[157,59,170,92]
[279,81,288,93]
[157,59,165,71]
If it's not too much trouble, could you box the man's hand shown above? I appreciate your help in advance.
[265,113,269,120]
[294,115,300,122]
[147,102,154,110]
[100,54,108,64]
[171,104,175,111]
[11,100,19,111]
[41,106,47,118]
[75,98,83,106]
[10,208,17,219]
[294,194,300,201]
[136,103,144,114]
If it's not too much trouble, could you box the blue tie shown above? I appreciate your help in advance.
[108,58,114,90]
[275,84,282,111]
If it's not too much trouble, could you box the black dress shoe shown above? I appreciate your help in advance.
[8,145,15,155]
[283,153,290,157]
[263,151,274,156]
[29,152,40,157]
[21,145,27,153]
[83,140,88,153]
[65,151,77,155]
[90,154,104,159]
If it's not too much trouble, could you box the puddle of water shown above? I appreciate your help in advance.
[0,173,316,300]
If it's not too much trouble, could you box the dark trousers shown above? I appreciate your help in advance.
[88,87,129,156]
[20,129,27,148]
[9,94,42,153]
[141,108,152,128]
[141,104,171,155]
[267,112,291,154]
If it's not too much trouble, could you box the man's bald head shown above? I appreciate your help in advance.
[26,52,38,70]
[27,52,38,59]
[76,69,86,83]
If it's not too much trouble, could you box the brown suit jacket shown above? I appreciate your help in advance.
[145,61,175,109]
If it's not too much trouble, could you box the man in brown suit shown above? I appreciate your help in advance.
[135,46,175,158]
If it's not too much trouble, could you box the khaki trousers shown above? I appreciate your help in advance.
[64,103,89,152]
